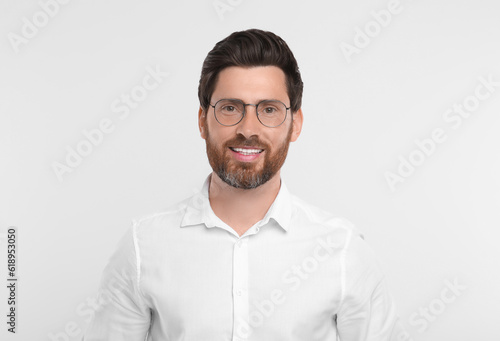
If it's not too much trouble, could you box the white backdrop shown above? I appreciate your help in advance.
[1,0,499,340]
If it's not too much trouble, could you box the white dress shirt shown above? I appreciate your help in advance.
[83,174,404,341]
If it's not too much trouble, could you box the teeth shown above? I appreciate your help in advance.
[232,148,263,155]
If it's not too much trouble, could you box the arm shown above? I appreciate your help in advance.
[336,231,405,341]
[83,222,151,340]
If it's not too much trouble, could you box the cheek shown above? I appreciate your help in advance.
[271,126,293,145]
[206,124,233,146]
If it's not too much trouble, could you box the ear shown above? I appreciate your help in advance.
[198,106,207,140]
[290,108,303,142]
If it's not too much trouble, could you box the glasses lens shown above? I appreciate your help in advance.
[214,99,244,126]
[257,100,287,127]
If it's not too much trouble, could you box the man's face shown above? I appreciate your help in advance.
[198,66,303,189]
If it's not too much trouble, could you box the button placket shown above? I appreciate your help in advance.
[232,237,249,340]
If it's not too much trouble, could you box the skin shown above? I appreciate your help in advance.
[198,66,303,236]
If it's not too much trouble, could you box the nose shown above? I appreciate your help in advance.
[236,104,261,137]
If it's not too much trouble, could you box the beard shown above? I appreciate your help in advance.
[204,120,293,189]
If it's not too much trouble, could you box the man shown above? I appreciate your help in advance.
[84,29,404,340]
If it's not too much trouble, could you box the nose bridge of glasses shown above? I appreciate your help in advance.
[240,103,261,128]
[243,102,258,114]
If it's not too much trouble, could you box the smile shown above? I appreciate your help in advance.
[229,147,264,155]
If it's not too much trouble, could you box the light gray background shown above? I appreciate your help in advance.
[1,0,499,340]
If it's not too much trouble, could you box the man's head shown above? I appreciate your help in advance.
[198,29,303,189]
[198,29,303,114]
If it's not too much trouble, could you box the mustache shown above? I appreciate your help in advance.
[224,134,268,149]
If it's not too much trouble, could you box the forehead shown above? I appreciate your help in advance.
[212,66,288,103]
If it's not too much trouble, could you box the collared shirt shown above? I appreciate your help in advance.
[83,174,404,341]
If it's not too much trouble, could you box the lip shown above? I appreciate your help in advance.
[229,146,264,150]
[229,147,264,162]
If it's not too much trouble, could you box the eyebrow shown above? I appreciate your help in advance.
[218,98,288,105]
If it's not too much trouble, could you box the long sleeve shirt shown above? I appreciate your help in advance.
[83,173,404,341]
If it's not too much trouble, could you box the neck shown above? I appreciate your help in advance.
[208,171,281,237]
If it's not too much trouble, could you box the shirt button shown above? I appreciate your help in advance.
[236,289,242,296]
[236,240,242,248]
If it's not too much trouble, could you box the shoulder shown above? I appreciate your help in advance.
[289,194,364,239]
[289,196,386,284]
[131,196,192,236]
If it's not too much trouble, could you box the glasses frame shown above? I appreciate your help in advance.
[209,98,291,128]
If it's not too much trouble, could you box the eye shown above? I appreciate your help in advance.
[260,105,279,115]
[216,100,243,114]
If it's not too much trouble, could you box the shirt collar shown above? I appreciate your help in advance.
[180,173,292,232]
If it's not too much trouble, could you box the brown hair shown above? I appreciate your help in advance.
[198,29,303,113]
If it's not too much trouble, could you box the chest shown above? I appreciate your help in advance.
[142,233,343,340]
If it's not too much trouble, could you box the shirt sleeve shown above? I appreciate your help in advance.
[83,221,151,341]
[336,230,406,341]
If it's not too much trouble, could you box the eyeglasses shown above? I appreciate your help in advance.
[209,98,290,128]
